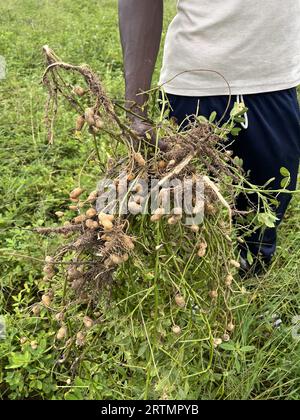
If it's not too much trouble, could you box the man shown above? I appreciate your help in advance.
[118,0,300,272]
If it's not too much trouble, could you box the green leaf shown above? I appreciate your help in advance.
[234,358,241,374]
[258,212,278,228]
[64,391,82,400]
[137,342,148,358]
[7,351,31,369]
[247,251,254,266]
[280,167,290,177]
[209,111,217,123]
[230,102,247,118]
[233,156,244,168]
[240,345,256,353]
[230,127,242,137]
[197,115,208,124]
[281,177,291,188]
[270,198,280,208]
[220,343,236,351]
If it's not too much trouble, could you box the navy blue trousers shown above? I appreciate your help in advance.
[167,88,300,261]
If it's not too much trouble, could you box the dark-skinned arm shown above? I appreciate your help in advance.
[118,0,163,120]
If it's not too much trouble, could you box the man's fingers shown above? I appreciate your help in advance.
[130,119,168,151]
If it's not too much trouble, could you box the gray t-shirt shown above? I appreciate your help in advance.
[160,0,300,96]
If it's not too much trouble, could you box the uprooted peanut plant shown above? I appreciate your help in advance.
[26,46,275,398]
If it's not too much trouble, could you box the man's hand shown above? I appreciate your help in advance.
[130,117,168,152]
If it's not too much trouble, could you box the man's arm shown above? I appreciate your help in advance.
[118,0,163,118]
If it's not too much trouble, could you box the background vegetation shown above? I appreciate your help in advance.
[0,0,299,400]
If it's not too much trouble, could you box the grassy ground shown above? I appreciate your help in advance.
[0,0,300,400]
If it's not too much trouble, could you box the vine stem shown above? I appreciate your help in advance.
[92,133,101,164]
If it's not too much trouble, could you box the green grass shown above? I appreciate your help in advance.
[0,0,300,400]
